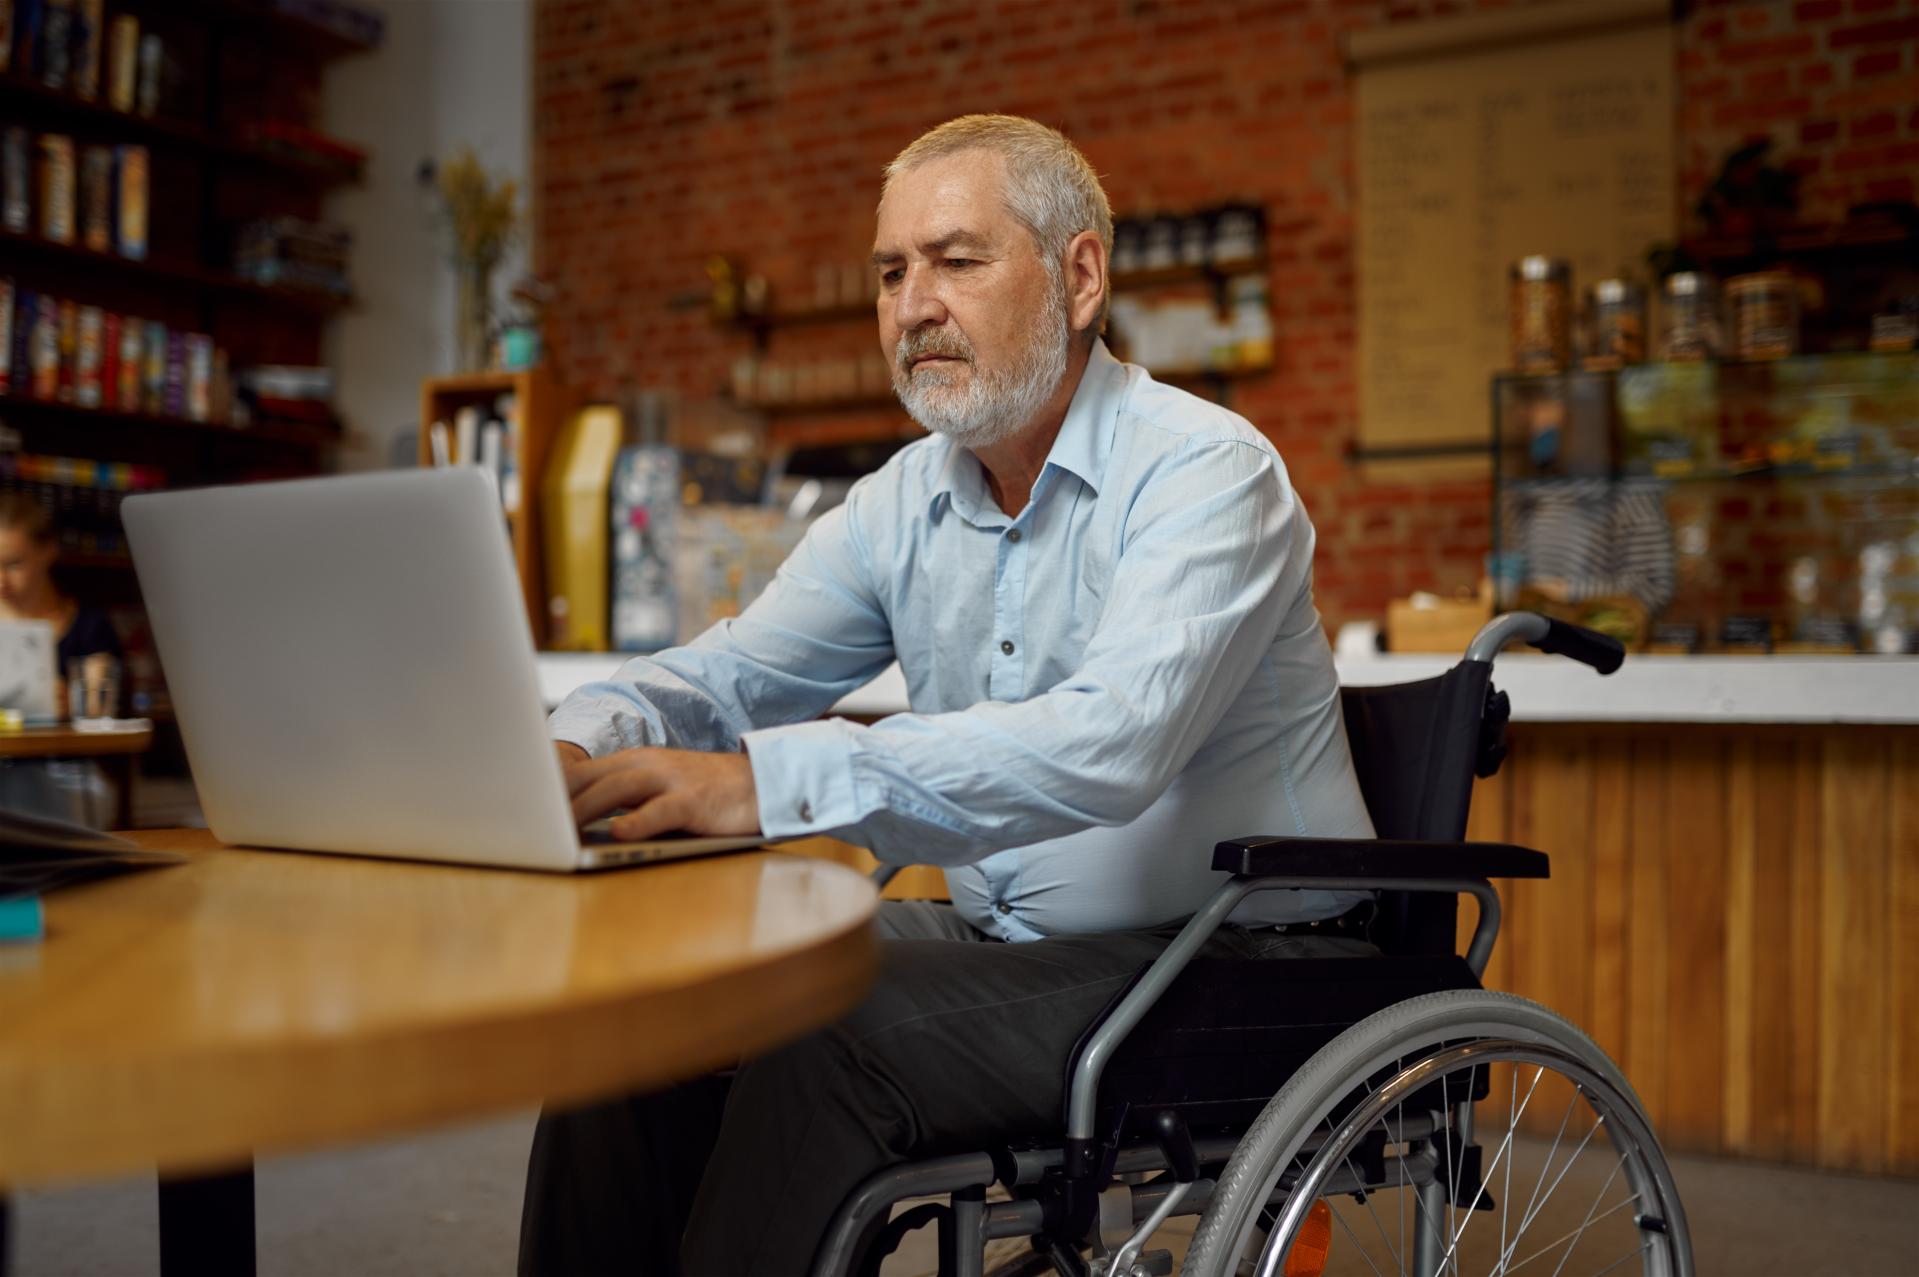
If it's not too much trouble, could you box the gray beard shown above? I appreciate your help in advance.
[892,283,1072,450]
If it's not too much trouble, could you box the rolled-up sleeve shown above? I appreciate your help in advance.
[744,440,1308,863]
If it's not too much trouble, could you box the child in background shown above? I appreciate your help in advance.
[0,494,123,826]
[0,493,122,702]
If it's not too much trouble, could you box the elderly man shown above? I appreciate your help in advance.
[520,115,1374,1275]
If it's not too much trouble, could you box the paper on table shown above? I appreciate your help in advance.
[0,806,185,899]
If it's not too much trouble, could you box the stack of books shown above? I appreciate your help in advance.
[235,364,335,431]
[234,216,353,297]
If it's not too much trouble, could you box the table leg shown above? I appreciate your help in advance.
[110,755,136,830]
[158,1165,255,1277]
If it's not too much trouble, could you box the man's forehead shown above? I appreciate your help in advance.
[872,150,1016,258]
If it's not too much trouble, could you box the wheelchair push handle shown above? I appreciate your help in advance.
[1532,616,1626,673]
[1466,612,1624,674]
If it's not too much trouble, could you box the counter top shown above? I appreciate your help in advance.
[537,651,1919,726]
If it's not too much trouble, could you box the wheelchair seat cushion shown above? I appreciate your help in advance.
[1070,953,1480,1140]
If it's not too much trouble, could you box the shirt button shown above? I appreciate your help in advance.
[1000,640,1015,655]
[798,800,813,822]
[995,900,1012,914]
[1006,529,1022,543]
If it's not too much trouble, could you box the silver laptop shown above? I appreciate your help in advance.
[122,467,766,871]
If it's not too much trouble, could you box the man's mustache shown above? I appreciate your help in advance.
[896,328,975,370]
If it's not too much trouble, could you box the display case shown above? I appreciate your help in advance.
[1491,352,1919,653]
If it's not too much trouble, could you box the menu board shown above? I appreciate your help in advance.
[1355,13,1674,470]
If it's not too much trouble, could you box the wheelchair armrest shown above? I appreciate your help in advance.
[1212,836,1549,881]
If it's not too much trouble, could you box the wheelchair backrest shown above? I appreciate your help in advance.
[1337,658,1500,957]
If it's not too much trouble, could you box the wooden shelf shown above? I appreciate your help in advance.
[1492,350,1919,386]
[734,361,1271,419]
[0,393,341,451]
[59,550,136,571]
[738,393,902,417]
[1685,219,1917,265]
[1155,362,1275,382]
[198,0,384,61]
[0,227,355,313]
[734,301,875,334]
[421,367,570,647]
[1111,256,1267,292]
[0,74,365,188]
[768,416,924,451]
[422,370,535,395]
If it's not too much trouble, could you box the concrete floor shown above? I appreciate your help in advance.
[9,1114,1916,1275]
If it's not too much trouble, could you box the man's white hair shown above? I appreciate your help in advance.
[882,114,1113,332]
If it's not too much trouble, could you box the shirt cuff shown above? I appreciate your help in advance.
[742,718,863,839]
[545,706,623,758]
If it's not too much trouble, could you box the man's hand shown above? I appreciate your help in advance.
[556,743,761,841]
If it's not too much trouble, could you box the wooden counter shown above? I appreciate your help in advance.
[1465,721,1918,1177]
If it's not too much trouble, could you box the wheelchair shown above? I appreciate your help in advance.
[810,613,1692,1277]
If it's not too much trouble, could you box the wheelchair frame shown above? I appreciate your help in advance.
[808,614,1690,1277]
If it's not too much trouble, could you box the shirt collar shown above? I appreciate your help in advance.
[927,339,1125,521]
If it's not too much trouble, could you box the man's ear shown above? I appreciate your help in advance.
[1063,229,1108,339]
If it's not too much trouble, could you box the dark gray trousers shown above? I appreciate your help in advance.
[518,900,1367,1276]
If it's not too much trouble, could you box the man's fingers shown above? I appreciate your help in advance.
[561,748,651,799]
[557,748,758,838]
[608,792,694,842]
[570,768,668,827]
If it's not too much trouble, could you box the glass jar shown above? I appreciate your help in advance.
[1584,278,1646,368]
[1659,272,1721,362]
[1726,271,1798,360]
[1510,256,1571,373]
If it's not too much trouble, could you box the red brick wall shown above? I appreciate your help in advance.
[533,0,1919,631]
[1683,0,1919,218]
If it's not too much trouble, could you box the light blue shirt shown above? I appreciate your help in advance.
[550,341,1375,940]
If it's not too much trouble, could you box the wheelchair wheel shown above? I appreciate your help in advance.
[1182,989,1691,1277]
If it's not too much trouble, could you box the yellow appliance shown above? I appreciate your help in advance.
[539,404,623,651]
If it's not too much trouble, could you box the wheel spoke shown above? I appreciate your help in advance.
[1581,1239,1656,1277]
[1324,1195,1392,1277]
[1345,1143,1405,1271]
[1544,1150,1632,1277]
[1502,1080,1577,1263]
[1518,1111,1606,1242]
[1434,1066,1550,1274]
[1322,1101,1407,1275]
[1499,1065,1517,1273]
[1398,1055,1407,1275]
[1503,1192,1640,1275]
[1442,1068,1458,1276]
[1499,1111,1610,1273]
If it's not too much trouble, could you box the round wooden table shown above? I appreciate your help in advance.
[0,828,879,1189]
